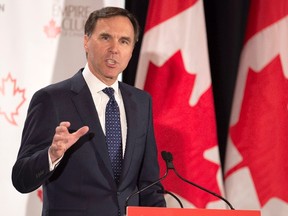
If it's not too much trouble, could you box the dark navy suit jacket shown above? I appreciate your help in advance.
[12,69,165,216]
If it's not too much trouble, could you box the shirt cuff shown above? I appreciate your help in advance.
[48,151,63,171]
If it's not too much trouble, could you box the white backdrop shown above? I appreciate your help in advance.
[0,0,124,215]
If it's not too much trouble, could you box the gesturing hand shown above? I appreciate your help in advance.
[49,121,89,163]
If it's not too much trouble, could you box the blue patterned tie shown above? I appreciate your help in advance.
[103,87,122,184]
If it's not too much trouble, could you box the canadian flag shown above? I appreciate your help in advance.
[224,0,288,215]
[135,0,225,208]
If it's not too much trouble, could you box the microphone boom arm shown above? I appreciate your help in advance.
[124,169,168,212]
[173,167,234,210]
[163,151,235,210]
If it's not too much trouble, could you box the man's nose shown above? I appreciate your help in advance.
[108,40,119,54]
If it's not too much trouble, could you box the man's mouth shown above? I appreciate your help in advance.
[106,59,117,65]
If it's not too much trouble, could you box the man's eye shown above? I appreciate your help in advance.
[100,35,110,40]
[120,40,129,45]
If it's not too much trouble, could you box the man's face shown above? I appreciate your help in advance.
[84,16,135,85]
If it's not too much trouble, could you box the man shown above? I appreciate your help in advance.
[12,7,166,216]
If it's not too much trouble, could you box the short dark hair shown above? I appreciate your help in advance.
[84,7,140,44]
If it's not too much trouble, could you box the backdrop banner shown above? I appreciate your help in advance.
[0,1,124,215]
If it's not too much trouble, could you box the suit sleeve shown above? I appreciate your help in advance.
[12,89,57,193]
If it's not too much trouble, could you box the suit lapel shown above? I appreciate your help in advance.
[70,71,114,179]
[119,83,138,183]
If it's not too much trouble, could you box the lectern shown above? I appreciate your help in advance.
[127,206,261,216]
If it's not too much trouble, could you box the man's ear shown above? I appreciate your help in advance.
[84,35,89,51]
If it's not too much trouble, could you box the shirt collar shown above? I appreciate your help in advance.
[82,64,119,95]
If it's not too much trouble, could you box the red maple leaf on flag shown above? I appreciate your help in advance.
[0,73,26,125]
[227,55,288,206]
[145,51,220,208]
[44,19,61,38]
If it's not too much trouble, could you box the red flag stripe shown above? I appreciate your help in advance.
[244,0,288,43]
[144,0,198,32]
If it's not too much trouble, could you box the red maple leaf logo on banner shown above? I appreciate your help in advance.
[144,51,220,208]
[0,73,26,125]
[227,55,288,206]
[44,19,61,38]
[37,188,43,202]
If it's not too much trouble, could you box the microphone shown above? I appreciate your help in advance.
[161,151,235,210]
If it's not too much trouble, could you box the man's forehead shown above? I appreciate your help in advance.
[93,16,134,36]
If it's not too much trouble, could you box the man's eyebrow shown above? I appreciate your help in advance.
[99,32,111,37]
[98,32,132,43]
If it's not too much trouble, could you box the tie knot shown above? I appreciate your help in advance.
[103,87,115,98]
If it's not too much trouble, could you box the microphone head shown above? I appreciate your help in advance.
[161,151,168,161]
[166,152,173,162]
[161,151,173,163]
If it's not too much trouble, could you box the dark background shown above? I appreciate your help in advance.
[123,0,250,166]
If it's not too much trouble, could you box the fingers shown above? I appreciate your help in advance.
[55,121,70,134]
[59,121,70,128]
[49,122,89,163]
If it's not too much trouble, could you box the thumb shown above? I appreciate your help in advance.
[73,126,89,140]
